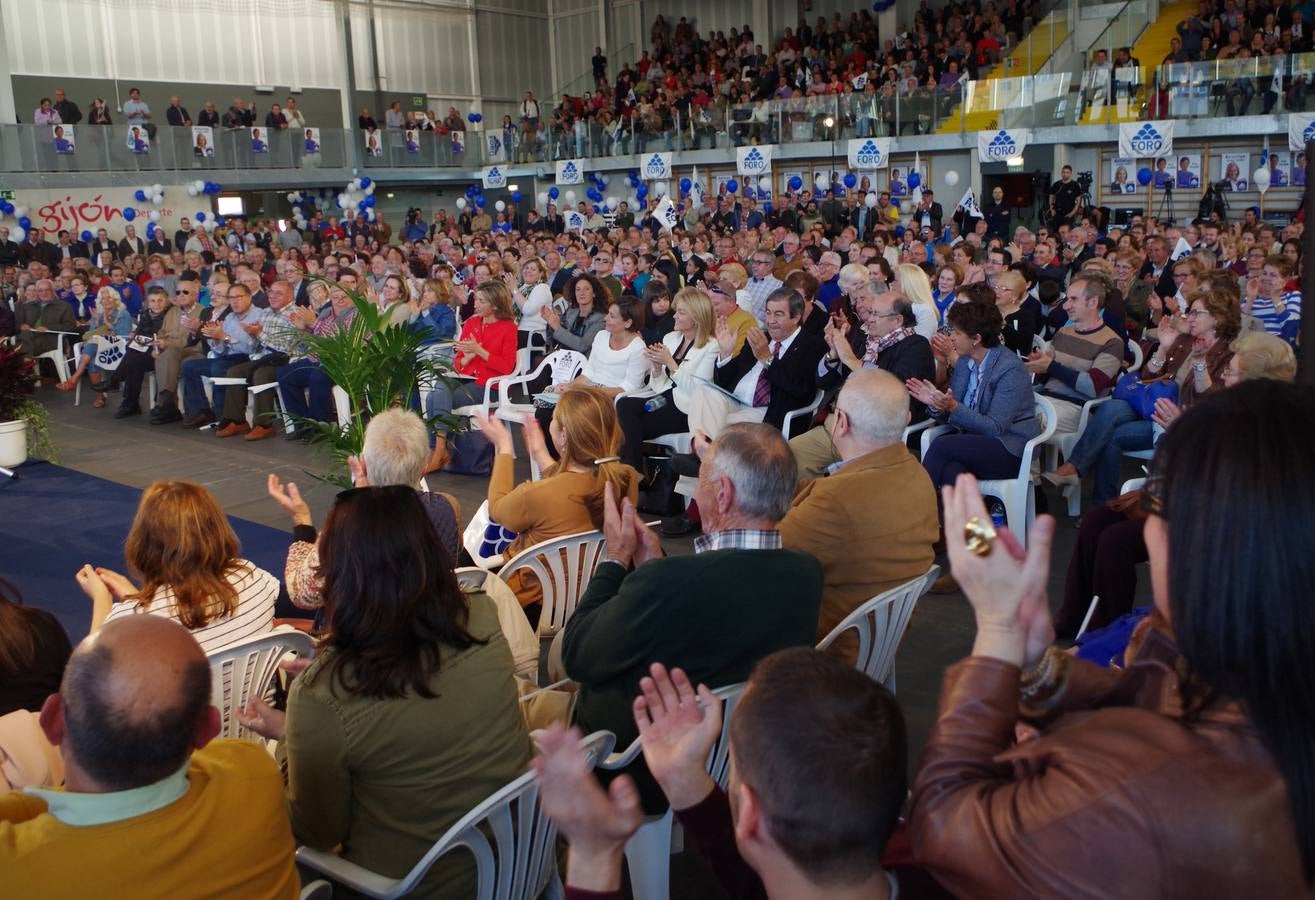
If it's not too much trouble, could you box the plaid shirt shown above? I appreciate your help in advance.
[693,529,783,554]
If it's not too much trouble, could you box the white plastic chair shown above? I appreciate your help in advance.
[296,730,616,900]
[491,350,586,425]
[597,683,749,900]
[1125,337,1143,373]
[34,332,78,385]
[815,565,940,692]
[497,529,608,637]
[206,628,315,748]
[1046,396,1111,516]
[781,388,825,438]
[208,377,289,430]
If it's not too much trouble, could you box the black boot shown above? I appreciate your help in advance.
[150,390,183,425]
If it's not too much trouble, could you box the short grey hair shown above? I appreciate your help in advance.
[707,423,797,521]
[361,408,429,488]
[838,370,909,446]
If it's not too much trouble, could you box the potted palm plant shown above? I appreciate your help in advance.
[294,280,458,486]
[0,343,56,467]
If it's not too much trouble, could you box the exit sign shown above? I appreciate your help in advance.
[0,190,13,200]
[413,96,424,108]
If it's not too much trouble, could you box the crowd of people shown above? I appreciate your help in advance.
[23,88,313,138]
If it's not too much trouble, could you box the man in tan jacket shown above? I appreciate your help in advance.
[779,369,939,665]
[117,271,209,422]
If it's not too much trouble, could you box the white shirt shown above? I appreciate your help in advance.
[518,282,553,332]
[102,560,277,655]
[718,326,800,405]
[581,331,648,392]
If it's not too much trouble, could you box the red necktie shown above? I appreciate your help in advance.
[753,341,779,407]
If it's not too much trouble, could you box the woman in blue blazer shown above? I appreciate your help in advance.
[907,300,1040,491]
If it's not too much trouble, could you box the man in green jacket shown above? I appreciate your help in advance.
[562,423,823,812]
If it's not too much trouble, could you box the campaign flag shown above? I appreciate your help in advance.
[481,166,507,189]
[1119,121,1174,158]
[847,137,891,169]
[851,72,868,90]
[976,128,1031,162]
[555,159,585,185]
[563,210,586,232]
[1289,113,1315,152]
[484,131,506,163]
[736,145,774,176]
[957,189,983,219]
[654,196,679,231]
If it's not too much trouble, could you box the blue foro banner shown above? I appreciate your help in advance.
[976,128,1031,163]
[847,137,892,169]
[481,166,507,189]
[642,152,672,180]
[736,145,775,176]
[555,159,585,185]
[1119,121,1174,159]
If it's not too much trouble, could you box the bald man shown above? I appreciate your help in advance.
[779,370,939,665]
[0,616,299,897]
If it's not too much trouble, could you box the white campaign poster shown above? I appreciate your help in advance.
[555,159,585,185]
[1219,152,1249,191]
[847,137,891,170]
[1119,120,1174,158]
[1108,157,1137,194]
[736,144,774,176]
[977,128,1031,163]
[481,166,507,189]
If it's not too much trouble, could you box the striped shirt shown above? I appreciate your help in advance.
[102,560,277,655]
[1249,290,1302,346]
[1043,322,1123,403]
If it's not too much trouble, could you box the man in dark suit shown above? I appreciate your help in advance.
[173,217,192,252]
[54,230,90,262]
[52,89,82,125]
[147,230,172,256]
[118,224,146,258]
[0,226,20,267]
[1138,235,1176,302]
[561,423,823,812]
[711,287,827,438]
[911,189,944,233]
[982,185,1011,238]
[90,228,117,262]
[20,229,58,269]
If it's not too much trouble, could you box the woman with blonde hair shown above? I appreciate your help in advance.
[616,287,719,468]
[988,268,1038,357]
[57,287,134,404]
[514,255,553,346]
[74,481,277,653]
[896,262,940,338]
[475,388,641,611]
[932,262,963,321]
[408,278,457,346]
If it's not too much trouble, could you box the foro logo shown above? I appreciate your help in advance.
[561,161,578,179]
[855,140,884,167]
[1303,121,1315,143]
[644,154,667,177]
[487,135,501,153]
[984,130,1017,160]
[1129,124,1165,155]
[742,148,767,173]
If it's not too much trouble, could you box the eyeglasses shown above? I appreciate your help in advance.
[177,289,193,295]
[1185,308,1211,318]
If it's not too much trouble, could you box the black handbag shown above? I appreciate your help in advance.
[445,429,494,476]
[638,454,685,516]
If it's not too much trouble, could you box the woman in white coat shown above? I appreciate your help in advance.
[615,287,718,467]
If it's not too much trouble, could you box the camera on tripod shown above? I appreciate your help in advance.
[1076,170,1094,193]
[1199,180,1229,221]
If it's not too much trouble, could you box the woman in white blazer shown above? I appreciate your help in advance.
[616,287,719,467]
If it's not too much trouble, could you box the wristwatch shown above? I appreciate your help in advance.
[1193,361,1207,373]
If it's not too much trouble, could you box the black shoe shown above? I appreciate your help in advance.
[150,406,183,425]
[659,513,700,537]
[182,411,216,429]
[113,405,142,419]
[285,424,314,442]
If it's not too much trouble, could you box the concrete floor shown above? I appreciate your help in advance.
[28,382,1140,768]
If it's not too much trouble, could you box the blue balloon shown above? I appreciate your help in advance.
[895,225,906,238]
[0,200,12,214]
[18,216,31,230]
[473,113,482,123]
[628,172,640,187]
[468,113,477,123]
[726,179,739,194]
[843,173,857,188]
[215,217,225,227]
[146,223,156,238]
[679,177,692,194]
[134,190,147,202]
[120,209,135,222]
[512,191,522,203]
[475,196,486,208]
[80,230,92,242]
[195,212,206,222]
[907,172,921,189]
[548,186,560,200]
[587,188,602,202]
[891,198,901,209]
[359,176,372,188]
[788,175,803,191]
[1137,166,1153,186]
[636,184,648,197]
[763,201,773,213]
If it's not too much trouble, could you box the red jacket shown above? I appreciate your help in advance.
[456,316,517,384]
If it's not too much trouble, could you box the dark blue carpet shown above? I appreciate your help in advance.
[0,461,292,642]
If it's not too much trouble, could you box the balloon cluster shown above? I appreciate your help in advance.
[0,199,32,241]
[584,172,617,210]
[186,179,221,198]
[456,182,486,211]
[466,112,484,124]
[287,190,318,231]
[133,183,166,205]
[337,176,378,221]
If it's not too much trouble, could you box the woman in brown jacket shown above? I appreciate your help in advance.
[911,379,1315,899]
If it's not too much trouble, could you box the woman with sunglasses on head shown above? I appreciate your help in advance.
[912,376,1315,900]
[238,485,530,900]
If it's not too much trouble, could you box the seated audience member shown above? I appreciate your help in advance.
[273,409,460,611]
[783,268,829,336]
[276,284,358,439]
[0,616,299,897]
[780,370,939,662]
[55,287,133,406]
[238,487,530,900]
[909,301,1041,494]
[616,287,718,468]
[792,287,935,479]
[535,652,913,899]
[476,388,640,612]
[15,279,79,369]
[895,262,940,338]
[708,274,757,355]
[74,481,277,654]
[1025,272,1124,436]
[686,288,826,440]
[409,278,458,347]
[989,269,1040,357]
[118,270,209,424]
[216,279,308,440]
[911,380,1315,899]
[423,280,518,473]
[541,271,607,354]
[0,578,71,718]
[180,282,266,429]
[562,424,823,812]
[1243,254,1302,346]
[639,279,674,343]
[1055,331,1296,638]
[1044,282,1239,508]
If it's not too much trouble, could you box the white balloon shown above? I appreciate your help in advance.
[606,195,619,209]
[11,227,24,242]
[193,180,205,192]
[628,194,640,208]
[944,170,960,187]
[537,191,548,206]
[655,181,670,197]
[495,200,506,212]
[456,197,467,209]
[758,176,772,190]
[187,186,198,197]
[149,210,161,222]
[152,183,163,195]
[864,192,879,208]
[1253,167,1271,193]
[287,192,299,202]
[564,190,577,205]
[364,182,376,195]
[815,174,829,188]
[11,206,25,218]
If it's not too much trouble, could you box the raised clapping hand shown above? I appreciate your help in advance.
[600,481,662,570]
[942,473,1056,668]
[236,697,286,742]
[744,325,772,365]
[633,663,720,810]
[714,315,736,359]
[474,411,515,455]
[905,377,955,413]
[1024,348,1054,375]
[541,304,562,330]
[531,724,642,893]
[267,473,313,526]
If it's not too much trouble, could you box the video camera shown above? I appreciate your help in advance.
[1076,171,1094,193]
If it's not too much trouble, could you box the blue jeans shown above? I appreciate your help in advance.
[181,354,248,417]
[276,359,335,423]
[1065,400,1153,507]
[423,379,486,439]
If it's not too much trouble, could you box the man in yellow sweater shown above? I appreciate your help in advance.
[0,615,299,899]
